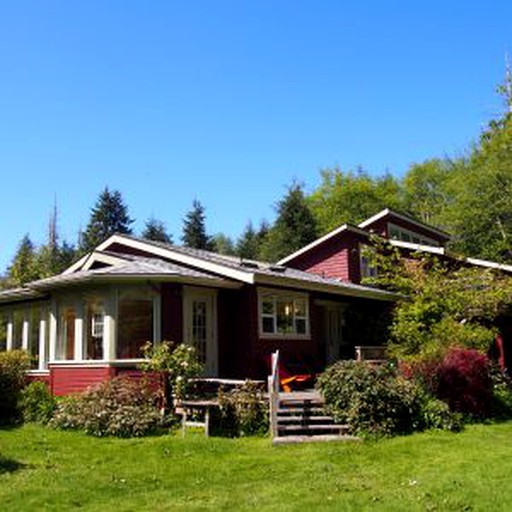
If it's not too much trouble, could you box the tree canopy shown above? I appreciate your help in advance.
[81,187,134,253]
[181,199,212,250]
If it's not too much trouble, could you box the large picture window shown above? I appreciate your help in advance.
[85,297,104,360]
[259,289,309,337]
[116,288,155,359]
[56,306,76,360]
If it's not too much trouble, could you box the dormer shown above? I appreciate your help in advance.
[358,208,450,247]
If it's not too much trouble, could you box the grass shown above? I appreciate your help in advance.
[1,423,512,511]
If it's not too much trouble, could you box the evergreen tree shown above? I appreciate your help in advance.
[260,183,318,262]
[81,187,134,253]
[211,233,235,255]
[8,235,38,285]
[142,217,173,244]
[236,222,259,259]
[181,200,212,250]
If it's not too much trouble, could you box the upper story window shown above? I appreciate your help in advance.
[360,245,378,279]
[258,289,310,338]
[388,223,439,246]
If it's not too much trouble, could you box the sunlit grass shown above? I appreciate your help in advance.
[1,422,512,511]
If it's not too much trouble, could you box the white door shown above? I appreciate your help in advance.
[183,288,218,376]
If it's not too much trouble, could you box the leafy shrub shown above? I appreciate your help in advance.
[316,360,428,436]
[402,347,493,419]
[490,368,512,420]
[19,381,55,424]
[420,396,463,432]
[51,377,163,437]
[0,350,30,424]
[140,342,202,403]
[215,381,269,437]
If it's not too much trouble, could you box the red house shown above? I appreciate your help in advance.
[0,231,397,395]
[2,208,509,395]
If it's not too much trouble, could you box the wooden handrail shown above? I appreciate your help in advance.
[268,350,280,439]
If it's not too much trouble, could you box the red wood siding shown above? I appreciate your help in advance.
[50,365,113,396]
[286,232,367,282]
[161,283,183,343]
[26,373,50,387]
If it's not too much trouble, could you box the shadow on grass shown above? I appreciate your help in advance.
[0,456,27,474]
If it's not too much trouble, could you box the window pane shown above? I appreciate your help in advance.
[294,299,306,317]
[29,307,41,369]
[295,318,307,335]
[117,298,153,359]
[276,300,294,334]
[57,307,75,360]
[262,316,274,334]
[262,299,274,315]
[85,298,104,360]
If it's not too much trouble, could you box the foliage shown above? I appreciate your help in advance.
[363,242,512,359]
[141,216,172,244]
[140,342,202,402]
[401,347,494,420]
[0,350,30,424]
[80,187,134,253]
[308,167,404,233]
[7,235,39,285]
[260,182,317,261]
[491,370,512,419]
[18,381,55,424]
[236,220,269,259]
[215,381,268,437]
[316,360,458,436]
[211,233,236,255]
[50,377,163,437]
[181,199,212,250]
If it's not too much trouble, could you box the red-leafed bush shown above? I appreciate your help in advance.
[436,348,492,419]
[401,347,493,419]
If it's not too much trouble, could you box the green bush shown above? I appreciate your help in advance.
[19,381,55,424]
[316,360,460,437]
[215,381,269,437]
[51,377,164,437]
[0,350,30,425]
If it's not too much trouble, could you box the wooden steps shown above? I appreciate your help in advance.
[271,391,356,445]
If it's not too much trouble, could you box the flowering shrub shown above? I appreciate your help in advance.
[215,381,268,437]
[316,360,461,436]
[51,377,163,437]
[19,381,55,424]
[0,350,30,424]
[401,347,493,419]
[140,341,202,403]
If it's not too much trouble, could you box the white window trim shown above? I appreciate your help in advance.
[388,222,439,246]
[257,288,311,339]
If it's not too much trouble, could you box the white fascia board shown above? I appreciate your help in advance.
[466,257,512,273]
[62,253,91,274]
[97,235,256,284]
[278,224,369,265]
[253,274,399,302]
[389,239,446,255]
[359,208,450,239]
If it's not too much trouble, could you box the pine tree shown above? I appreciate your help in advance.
[260,183,318,262]
[8,234,38,285]
[181,200,212,250]
[142,217,172,244]
[81,187,134,253]
[211,233,235,255]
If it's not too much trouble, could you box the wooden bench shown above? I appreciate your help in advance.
[178,399,219,437]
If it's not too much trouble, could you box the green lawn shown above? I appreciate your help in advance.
[1,423,512,511]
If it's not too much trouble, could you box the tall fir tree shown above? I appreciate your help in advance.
[81,187,134,253]
[141,217,173,244]
[8,234,38,286]
[181,199,212,250]
[260,183,318,262]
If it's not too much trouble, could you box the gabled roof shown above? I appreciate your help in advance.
[277,224,369,265]
[92,234,399,301]
[358,208,451,241]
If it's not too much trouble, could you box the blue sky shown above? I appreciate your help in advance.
[1,1,511,273]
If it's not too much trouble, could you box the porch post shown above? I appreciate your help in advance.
[49,301,57,362]
[103,287,116,361]
[39,318,47,371]
[6,313,13,351]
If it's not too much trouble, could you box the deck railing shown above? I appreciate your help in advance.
[268,350,280,439]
